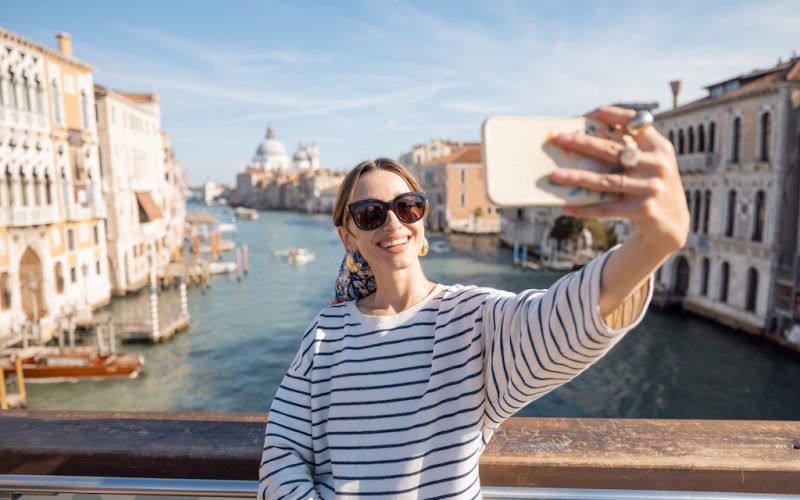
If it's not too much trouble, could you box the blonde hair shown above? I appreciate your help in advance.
[332,158,424,230]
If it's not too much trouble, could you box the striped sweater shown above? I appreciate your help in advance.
[259,249,652,499]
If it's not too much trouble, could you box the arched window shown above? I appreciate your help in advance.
[8,71,18,109]
[35,78,44,114]
[708,122,716,153]
[688,127,695,154]
[698,124,706,152]
[0,74,6,107]
[21,75,31,111]
[685,190,691,218]
[731,116,741,163]
[678,129,685,155]
[752,190,765,242]
[760,112,771,162]
[701,258,710,296]
[668,131,675,147]
[52,81,62,124]
[725,190,736,237]
[4,168,13,207]
[655,266,663,283]
[54,262,64,294]
[32,172,41,205]
[720,262,730,303]
[80,90,89,129]
[746,268,758,313]
[702,190,711,234]
[692,190,701,233]
[20,172,28,206]
[44,173,52,205]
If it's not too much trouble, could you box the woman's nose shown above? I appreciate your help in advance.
[383,208,405,229]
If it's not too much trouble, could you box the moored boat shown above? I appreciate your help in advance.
[234,207,259,220]
[1,347,145,382]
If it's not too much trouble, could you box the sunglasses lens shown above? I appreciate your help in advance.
[353,204,386,230]
[395,195,425,223]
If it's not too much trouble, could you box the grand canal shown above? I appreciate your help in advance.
[26,206,800,420]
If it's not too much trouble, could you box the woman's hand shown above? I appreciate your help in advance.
[548,106,690,259]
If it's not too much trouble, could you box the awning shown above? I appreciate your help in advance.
[136,192,163,222]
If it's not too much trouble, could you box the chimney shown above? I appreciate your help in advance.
[56,32,73,58]
[669,80,682,109]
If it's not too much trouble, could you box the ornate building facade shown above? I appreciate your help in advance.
[655,57,800,336]
[0,29,110,345]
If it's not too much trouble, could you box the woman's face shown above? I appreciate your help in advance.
[338,170,425,274]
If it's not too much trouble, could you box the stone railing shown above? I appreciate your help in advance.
[1,411,799,495]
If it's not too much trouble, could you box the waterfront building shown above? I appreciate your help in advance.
[498,206,561,251]
[0,29,110,345]
[416,144,500,234]
[654,56,800,337]
[399,138,461,181]
[95,85,184,294]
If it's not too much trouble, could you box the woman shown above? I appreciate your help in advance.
[259,107,689,499]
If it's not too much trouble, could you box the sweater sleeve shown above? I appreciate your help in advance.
[480,247,653,433]
[259,322,322,500]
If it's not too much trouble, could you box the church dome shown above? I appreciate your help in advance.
[252,125,290,170]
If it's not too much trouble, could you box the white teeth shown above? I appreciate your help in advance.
[380,237,409,249]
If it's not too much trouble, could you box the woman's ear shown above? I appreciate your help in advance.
[337,225,355,253]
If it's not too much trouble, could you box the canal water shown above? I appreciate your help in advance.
[26,206,800,420]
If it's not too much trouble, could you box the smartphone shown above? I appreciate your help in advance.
[481,115,622,206]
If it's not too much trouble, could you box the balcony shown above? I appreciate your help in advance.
[0,205,60,227]
[1,411,798,498]
[677,153,717,174]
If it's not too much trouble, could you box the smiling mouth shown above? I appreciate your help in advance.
[378,236,410,249]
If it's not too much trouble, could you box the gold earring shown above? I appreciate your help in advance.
[419,239,429,257]
[345,252,361,272]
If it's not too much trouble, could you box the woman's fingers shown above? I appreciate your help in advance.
[586,106,664,150]
[549,168,658,197]
[561,198,642,219]
[551,133,663,169]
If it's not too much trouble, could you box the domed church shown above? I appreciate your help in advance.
[250,125,319,172]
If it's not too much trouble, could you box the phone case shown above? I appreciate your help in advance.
[482,115,622,206]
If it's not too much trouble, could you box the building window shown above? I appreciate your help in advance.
[0,75,5,107]
[0,272,10,310]
[708,122,716,153]
[70,266,77,283]
[725,190,736,237]
[692,191,701,233]
[54,262,64,294]
[96,260,101,275]
[668,131,675,147]
[731,116,741,163]
[701,258,710,296]
[80,90,89,129]
[8,71,18,109]
[44,173,52,205]
[760,112,771,162]
[21,75,31,111]
[746,268,759,313]
[93,224,100,245]
[720,262,730,303]
[67,228,75,250]
[752,190,765,242]
[698,124,706,152]
[678,129,685,155]
[20,172,28,206]
[655,267,662,283]
[702,190,711,234]
[5,168,13,207]
[32,172,41,205]
[52,81,62,124]
[36,79,44,114]
[460,192,466,207]
[460,169,466,184]
[688,127,695,154]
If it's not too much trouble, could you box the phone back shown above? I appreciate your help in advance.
[482,115,621,206]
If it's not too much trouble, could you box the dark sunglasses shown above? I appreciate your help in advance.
[347,192,428,231]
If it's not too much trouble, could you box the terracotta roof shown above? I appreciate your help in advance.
[658,57,800,118]
[118,91,157,103]
[321,184,341,193]
[420,144,482,166]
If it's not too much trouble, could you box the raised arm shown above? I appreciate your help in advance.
[548,106,690,318]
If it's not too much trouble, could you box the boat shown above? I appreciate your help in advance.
[287,248,315,265]
[1,347,145,382]
[429,241,452,254]
[545,259,575,271]
[208,261,236,274]
[235,207,259,220]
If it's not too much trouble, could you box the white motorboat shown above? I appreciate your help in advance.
[208,262,237,274]
[235,207,259,220]
[286,248,315,265]
[429,241,452,254]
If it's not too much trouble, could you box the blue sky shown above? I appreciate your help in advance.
[5,0,799,185]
